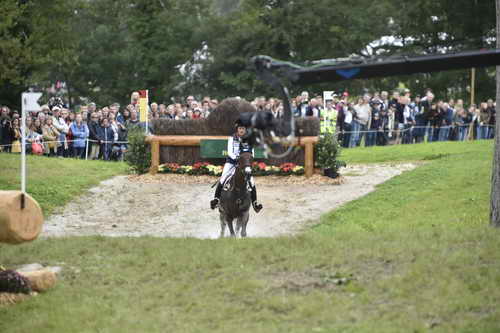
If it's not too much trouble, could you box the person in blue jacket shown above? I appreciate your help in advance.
[70,113,89,159]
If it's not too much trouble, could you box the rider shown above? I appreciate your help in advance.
[210,120,263,213]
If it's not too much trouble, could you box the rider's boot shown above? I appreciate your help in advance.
[251,185,263,213]
[210,182,223,209]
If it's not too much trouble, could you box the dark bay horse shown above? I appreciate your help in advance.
[218,152,253,238]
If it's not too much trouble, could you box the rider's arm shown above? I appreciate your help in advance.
[227,136,238,161]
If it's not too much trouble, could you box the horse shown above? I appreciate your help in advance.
[218,151,253,238]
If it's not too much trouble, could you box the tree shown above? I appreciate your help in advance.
[491,0,500,227]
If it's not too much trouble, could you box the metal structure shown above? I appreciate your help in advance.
[243,49,500,158]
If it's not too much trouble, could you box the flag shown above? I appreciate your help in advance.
[139,90,148,122]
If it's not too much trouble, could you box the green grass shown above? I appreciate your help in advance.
[1,141,500,332]
[0,154,128,216]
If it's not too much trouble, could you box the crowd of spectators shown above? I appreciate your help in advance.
[0,88,496,160]
[288,89,496,148]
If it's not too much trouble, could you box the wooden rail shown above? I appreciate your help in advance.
[145,135,319,177]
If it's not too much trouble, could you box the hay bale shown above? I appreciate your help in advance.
[20,270,56,292]
[0,292,31,306]
[152,118,211,135]
[0,191,44,244]
[294,117,320,136]
[207,98,256,135]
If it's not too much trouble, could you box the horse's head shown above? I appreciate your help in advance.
[238,151,253,182]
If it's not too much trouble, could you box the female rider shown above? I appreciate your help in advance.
[210,120,263,213]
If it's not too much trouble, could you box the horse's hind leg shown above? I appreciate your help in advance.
[235,218,242,237]
[238,211,250,238]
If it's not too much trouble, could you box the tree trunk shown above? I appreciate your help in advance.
[491,0,500,227]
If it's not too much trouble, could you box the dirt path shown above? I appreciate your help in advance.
[42,163,417,239]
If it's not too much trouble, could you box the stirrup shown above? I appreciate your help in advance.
[252,201,263,213]
[210,198,220,210]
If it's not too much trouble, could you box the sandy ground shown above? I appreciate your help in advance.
[42,163,417,239]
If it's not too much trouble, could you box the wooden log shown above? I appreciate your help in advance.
[146,135,318,146]
[0,191,44,244]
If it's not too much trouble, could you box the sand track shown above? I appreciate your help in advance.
[43,163,417,239]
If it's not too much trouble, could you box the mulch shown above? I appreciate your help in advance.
[127,173,345,186]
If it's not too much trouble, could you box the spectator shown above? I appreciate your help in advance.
[0,109,13,153]
[113,121,128,161]
[10,118,22,153]
[297,92,309,117]
[342,103,354,148]
[52,106,69,157]
[305,98,321,117]
[42,117,60,157]
[70,113,89,159]
[438,103,454,142]
[88,112,101,160]
[487,99,496,139]
[478,102,491,139]
[350,95,371,148]
[127,110,141,128]
[99,118,114,161]
[130,91,140,110]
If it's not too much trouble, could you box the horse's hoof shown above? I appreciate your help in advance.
[253,202,263,213]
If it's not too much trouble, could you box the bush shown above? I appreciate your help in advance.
[125,126,151,174]
[315,132,346,178]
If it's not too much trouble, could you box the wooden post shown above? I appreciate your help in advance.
[304,142,314,178]
[150,139,160,175]
[471,67,476,106]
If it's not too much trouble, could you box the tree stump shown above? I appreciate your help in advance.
[0,191,44,244]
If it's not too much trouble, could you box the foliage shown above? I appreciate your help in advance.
[0,141,499,332]
[158,161,305,176]
[124,127,152,174]
[0,153,127,216]
[315,132,345,177]
[0,0,497,109]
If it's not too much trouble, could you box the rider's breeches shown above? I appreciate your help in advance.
[219,163,255,186]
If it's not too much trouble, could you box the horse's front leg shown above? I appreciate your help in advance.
[219,213,226,238]
[226,217,236,237]
[238,210,250,238]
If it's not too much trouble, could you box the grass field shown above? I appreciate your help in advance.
[1,141,499,332]
[0,154,128,216]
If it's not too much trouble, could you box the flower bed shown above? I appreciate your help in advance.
[158,162,304,176]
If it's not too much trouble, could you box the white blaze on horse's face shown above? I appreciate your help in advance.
[245,166,252,174]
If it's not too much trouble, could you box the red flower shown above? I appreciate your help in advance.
[258,162,267,170]
[167,163,180,171]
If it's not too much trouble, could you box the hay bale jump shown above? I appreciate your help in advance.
[0,191,44,244]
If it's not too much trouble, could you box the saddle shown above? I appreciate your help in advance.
[223,173,252,193]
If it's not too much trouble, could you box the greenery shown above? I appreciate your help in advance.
[1,0,496,110]
[0,153,127,216]
[315,132,345,177]
[124,127,152,174]
[1,140,499,332]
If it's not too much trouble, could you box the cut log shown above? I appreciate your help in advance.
[0,191,44,244]
[20,270,56,292]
